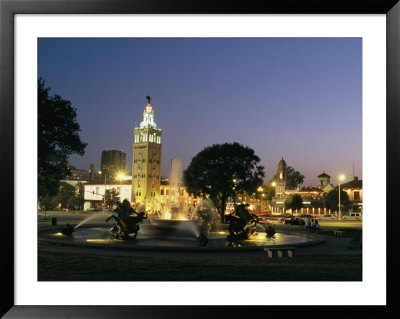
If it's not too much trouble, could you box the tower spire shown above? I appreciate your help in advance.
[146,96,151,104]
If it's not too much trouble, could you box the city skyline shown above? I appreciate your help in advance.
[38,38,362,186]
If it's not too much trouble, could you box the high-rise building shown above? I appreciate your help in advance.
[100,150,127,180]
[131,96,162,203]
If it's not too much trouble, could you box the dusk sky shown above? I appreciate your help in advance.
[38,38,362,186]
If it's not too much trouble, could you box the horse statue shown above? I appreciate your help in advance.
[61,223,75,236]
[106,199,147,240]
[265,225,276,238]
[225,203,259,240]
[197,208,217,231]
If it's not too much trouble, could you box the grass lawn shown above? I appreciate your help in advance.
[38,251,362,281]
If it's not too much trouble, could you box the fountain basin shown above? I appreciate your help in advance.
[38,226,325,251]
[141,219,209,238]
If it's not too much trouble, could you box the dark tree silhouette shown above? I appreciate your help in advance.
[286,166,305,189]
[326,189,350,213]
[183,142,265,222]
[283,194,303,215]
[38,78,87,196]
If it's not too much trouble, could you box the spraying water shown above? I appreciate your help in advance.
[175,220,200,238]
[74,213,105,230]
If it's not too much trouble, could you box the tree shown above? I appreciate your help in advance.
[39,194,57,212]
[283,194,303,215]
[283,195,292,214]
[68,182,84,211]
[290,194,303,215]
[286,166,305,189]
[38,78,87,197]
[54,182,76,208]
[105,188,120,209]
[183,142,265,222]
[326,189,350,213]
[265,177,276,201]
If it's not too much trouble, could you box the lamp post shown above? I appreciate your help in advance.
[338,174,345,220]
[99,171,107,212]
[257,186,264,211]
[271,181,276,213]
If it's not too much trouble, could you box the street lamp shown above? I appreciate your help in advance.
[99,171,107,211]
[116,172,125,186]
[257,186,264,211]
[338,174,345,220]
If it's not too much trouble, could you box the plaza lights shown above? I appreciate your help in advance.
[338,174,345,219]
[116,171,126,186]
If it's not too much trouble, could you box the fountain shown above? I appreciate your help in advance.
[44,158,323,251]
[140,157,210,241]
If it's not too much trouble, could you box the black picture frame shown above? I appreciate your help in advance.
[1,0,399,318]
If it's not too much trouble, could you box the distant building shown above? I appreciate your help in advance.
[83,177,197,212]
[101,150,127,179]
[65,164,102,182]
[275,157,288,198]
[337,176,363,213]
[270,160,333,215]
[318,172,330,189]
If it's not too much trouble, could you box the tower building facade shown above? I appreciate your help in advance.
[132,96,162,203]
[275,157,287,197]
[317,172,331,189]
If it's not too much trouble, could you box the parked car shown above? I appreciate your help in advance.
[284,217,305,225]
[342,213,362,220]
[318,214,337,220]
[280,217,289,223]
[87,207,95,212]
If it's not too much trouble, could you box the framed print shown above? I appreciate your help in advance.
[1,0,399,318]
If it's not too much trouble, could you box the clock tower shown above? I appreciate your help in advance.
[132,96,162,205]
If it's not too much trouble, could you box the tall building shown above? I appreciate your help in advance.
[131,96,162,203]
[100,150,127,180]
[275,157,287,197]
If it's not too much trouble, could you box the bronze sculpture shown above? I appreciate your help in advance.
[226,204,259,240]
[106,199,147,240]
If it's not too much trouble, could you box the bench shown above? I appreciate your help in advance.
[332,230,345,237]
[264,247,297,258]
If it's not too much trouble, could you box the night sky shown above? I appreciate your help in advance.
[38,38,362,186]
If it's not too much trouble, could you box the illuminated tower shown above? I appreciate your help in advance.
[275,157,287,197]
[132,96,162,204]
